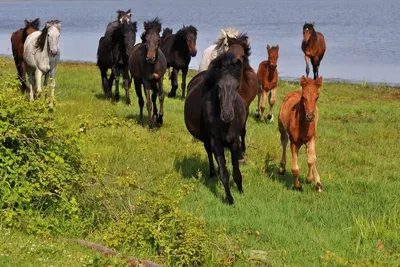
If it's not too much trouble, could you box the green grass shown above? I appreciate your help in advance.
[1,56,400,266]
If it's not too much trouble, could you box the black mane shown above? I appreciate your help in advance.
[303,22,315,31]
[161,27,173,44]
[172,25,197,50]
[141,17,162,43]
[22,18,40,43]
[205,52,242,91]
[34,26,48,52]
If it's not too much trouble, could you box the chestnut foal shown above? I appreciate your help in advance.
[256,45,279,121]
[278,76,323,192]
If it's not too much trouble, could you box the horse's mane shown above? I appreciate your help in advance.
[227,33,251,68]
[141,17,162,43]
[22,18,40,43]
[172,25,197,50]
[204,52,242,91]
[161,27,173,44]
[34,20,61,52]
[303,22,315,32]
[215,27,239,50]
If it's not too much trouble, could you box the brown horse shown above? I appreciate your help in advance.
[10,18,40,93]
[128,18,167,128]
[226,33,259,161]
[301,22,326,80]
[256,45,279,122]
[278,76,323,192]
[160,25,198,99]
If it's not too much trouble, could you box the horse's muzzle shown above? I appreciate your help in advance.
[305,113,315,122]
[51,51,58,57]
[146,56,156,63]
[191,50,197,57]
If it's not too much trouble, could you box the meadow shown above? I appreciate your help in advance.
[1,56,400,266]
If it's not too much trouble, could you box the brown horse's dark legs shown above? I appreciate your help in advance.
[167,68,178,98]
[279,125,288,175]
[204,141,216,178]
[144,87,153,127]
[134,79,144,126]
[101,68,111,99]
[15,58,28,93]
[156,79,165,126]
[181,68,188,99]
[123,69,131,105]
[311,57,319,80]
[230,137,243,194]
[151,88,158,119]
[213,142,233,205]
[305,55,310,78]
[238,113,249,163]
[112,67,120,102]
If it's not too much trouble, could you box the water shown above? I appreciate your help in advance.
[1,0,399,85]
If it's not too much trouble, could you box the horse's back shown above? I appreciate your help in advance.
[128,43,143,79]
[11,29,23,57]
[317,32,326,56]
[199,45,217,71]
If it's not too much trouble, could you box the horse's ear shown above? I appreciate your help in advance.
[24,19,29,27]
[221,29,226,35]
[300,75,308,87]
[266,45,270,51]
[276,45,279,51]
[45,21,51,29]
[315,76,323,88]
[312,21,315,26]
[241,37,248,46]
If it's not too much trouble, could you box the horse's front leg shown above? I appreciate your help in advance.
[312,57,319,80]
[34,69,43,99]
[123,68,131,105]
[306,137,322,192]
[181,67,188,99]
[230,136,243,194]
[134,79,144,126]
[156,78,165,126]
[290,142,301,190]
[278,125,288,175]
[112,66,120,102]
[143,80,153,128]
[28,71,35,102]
[259,89,267,121]
[167,68,178,98]
[212,139,233,205]
[305,55,310,78]
[238,113,248,163]
[267,87,277,122]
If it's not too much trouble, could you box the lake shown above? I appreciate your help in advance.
[0,0,399,85]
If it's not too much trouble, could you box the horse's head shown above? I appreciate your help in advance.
[207,52,242,123]
[267,45,279,69]
[45,20,61,57]
[300,75,323,122]
[143,18,162,64]
[227,33,251,68]
[116,9,136,55]
[179,25,198,57]
[215,27,239,53]
[303,22,315,45]
[24,18,40,35]
[117,9,132,23]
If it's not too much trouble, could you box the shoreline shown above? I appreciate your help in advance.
[1,54,399,88]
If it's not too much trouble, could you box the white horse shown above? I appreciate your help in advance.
[24,20,61,106]
[198,27,239,71]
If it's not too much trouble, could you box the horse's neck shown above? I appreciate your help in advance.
[172,36,188,54]
[309,31,319,46]
[266,61,275,81]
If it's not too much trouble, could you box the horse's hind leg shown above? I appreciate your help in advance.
[311,57,319,80]
[27,70,35,102]
[230,137,243,194]
[267,87,277,122]
[167,68,178,98]
[259,89,267,121]
[112,67,120,102]
[15,57,27,93]
[306,137,322,192]
[256,86,261,118]
[134,79,144,126]
[278,124,288,175]
[181,67,188,99]
[100,67,111,99]
[204,141,216,178]
[123,69,131,105]
[305,55,310,78]
[238,113,249,163]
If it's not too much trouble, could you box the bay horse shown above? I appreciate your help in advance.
[128,18,167,128]
[160,25,198,99]
[226,33,259,161]
[278,76,323,192]
[184,52,247,205]
[256,45,279,122]
[301,22,326,80]
[24,20,61,107]
[198,27,239,71]
[97,9,137,104]
[10,18,40,93]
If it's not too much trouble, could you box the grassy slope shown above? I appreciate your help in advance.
[1,57,400,266]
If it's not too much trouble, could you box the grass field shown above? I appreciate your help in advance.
[1,56,400,266]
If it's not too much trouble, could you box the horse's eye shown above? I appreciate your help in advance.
[302,96,307,101]
[316,96,319,100]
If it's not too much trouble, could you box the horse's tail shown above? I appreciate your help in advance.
[96,37,105,66]
[161,27,173,44]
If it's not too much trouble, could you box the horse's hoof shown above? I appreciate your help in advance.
[316,183,323,192]
[156,116,163,126]
[294,186,303,192]
[279,168,285,175]
[306,177,313,184]
[226,197,234,206]
[167,91,176,98]
[238,188,244,194]
[180,96,185,100]
[267,114,274,122]
[238,158,246,165]
[255,113,260,119]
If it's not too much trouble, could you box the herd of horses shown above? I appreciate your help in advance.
[10,11,327,205]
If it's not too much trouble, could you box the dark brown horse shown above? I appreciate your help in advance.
[160,25,198,99]
[278,76,323,192]
[226,33,259,161]
[185,52,247,205]
[97,10,137,104]
[10,18,40,93]
[256,45,279,122]
[301,22,326,80]
[128,18,167,128]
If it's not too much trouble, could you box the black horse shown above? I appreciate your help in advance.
[97,9,137,104]
[128,18,167,128]
[184,52,247,205]
[160,25,198,99]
